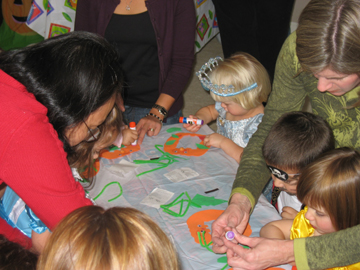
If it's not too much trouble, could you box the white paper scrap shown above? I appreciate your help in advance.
[140,188,174,209]
[164,167,199,183]
[107,160,139,177]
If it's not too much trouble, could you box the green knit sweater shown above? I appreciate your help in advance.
[231,32,360,270]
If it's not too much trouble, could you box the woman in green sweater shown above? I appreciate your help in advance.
[211,0,360,269]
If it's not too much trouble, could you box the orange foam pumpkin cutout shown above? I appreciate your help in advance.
[99,144,141,160]
[164,133,209,156]
[187,209,252,245]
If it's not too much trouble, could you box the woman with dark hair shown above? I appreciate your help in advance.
[0,31,123,247]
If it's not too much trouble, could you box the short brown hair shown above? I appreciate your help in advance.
[37,206,179,270]
[297,147,360,231]
[262,111,335,171]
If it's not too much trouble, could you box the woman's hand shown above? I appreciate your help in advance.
[224,235,295,270]
[136,114,162,144]
[211,193,252,254]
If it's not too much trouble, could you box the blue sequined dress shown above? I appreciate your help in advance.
[215,102,263,147]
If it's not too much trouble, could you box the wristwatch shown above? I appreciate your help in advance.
[152,104,168,118]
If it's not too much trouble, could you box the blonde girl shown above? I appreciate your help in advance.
[184,52,271,162]
[37,206,179,270]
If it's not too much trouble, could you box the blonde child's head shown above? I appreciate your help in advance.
[297,147,360,231]
[207,53,271,110]
[37,206,179,270]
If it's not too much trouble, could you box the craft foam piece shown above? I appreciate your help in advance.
[100,144,141,159]
[164,133,209,156]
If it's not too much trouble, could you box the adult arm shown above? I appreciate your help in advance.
[0,115,92,230]
[134,0,196,143]
[222,225,360,270]
[224,235,295,270]
[155,0,196,106]
[230,32,307,207]
[137,93,175,144]
[295,224,360,270]
[211,193,251,253]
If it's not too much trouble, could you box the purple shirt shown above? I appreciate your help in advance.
[75,0,196,117]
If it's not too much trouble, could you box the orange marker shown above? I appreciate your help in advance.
[129,122,137,145]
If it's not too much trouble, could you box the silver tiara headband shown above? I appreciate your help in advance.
[195,56,258,97]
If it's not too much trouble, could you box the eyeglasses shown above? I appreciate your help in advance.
[83,120,101,142]
[267,165,300,183]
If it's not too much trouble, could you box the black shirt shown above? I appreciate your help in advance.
[105,12,159,108]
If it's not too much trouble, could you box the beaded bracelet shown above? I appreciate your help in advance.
[152,104,168,118]
[146,113,163,124]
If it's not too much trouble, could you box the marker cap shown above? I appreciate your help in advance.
[225,231,235,241]
[129,122,136,128]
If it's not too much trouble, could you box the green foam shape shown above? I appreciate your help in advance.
[165,140,177,146]
[171,134,180,138]
[196,143,209,149]
[167,127,182,133]
[217,257,227,263]
[191,194,227,206]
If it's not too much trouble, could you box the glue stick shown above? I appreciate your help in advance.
[129,122,137,145]
[179,117,204,126]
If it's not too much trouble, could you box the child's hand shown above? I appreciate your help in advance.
[182,115,202,133]
[122,126,138,146]
[281,207,299,220]
[203,133,226,148]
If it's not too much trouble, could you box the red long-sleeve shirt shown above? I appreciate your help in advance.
[0,70,92,245]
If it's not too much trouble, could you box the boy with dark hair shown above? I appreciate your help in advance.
[262,111,335,217]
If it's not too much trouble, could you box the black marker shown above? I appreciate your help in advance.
[205,188,219,194]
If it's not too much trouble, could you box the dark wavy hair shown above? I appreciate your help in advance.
[0,31,123,154]
[0,235,38,270]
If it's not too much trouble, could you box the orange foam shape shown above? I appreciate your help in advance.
[164,133,209,156]
[187,209,252,245]
[81,158,100,179]
[99,144,141,160]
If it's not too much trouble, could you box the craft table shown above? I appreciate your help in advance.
[84,124,291,270]
[25,0,218,53]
